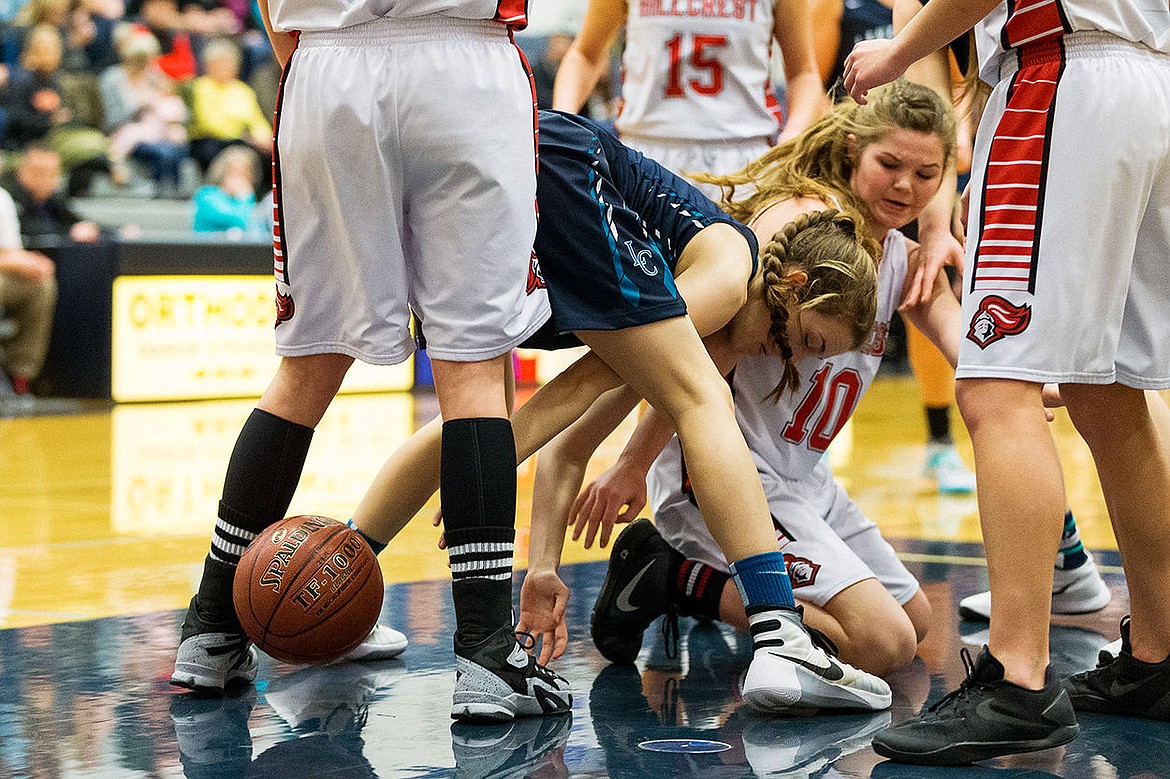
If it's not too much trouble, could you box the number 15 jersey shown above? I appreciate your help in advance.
[617,0,782,144]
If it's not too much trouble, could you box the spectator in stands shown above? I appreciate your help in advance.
[191,144,262,236]
[186,34,269,188]
[7,143,101,244]
[99,23,188,197]
[0,177,57,396]
[129,0,196,80]
[6,23,120,195]
[12,0,120,74]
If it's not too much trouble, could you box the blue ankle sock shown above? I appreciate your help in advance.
[347,518,387,555]
[729,551,795,609]
[1056,511,1088,570]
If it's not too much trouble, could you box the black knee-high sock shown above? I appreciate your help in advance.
[441,418,517,648]
[193,408,314,630]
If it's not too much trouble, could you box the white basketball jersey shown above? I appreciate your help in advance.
[269,0,527,34]
[729,229,906,482]
[974,0,1170,83]
[648,231,907,513]
[616,0,782,143]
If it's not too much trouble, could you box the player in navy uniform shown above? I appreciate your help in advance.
[351,108,895,714]
[846,0,1170,763]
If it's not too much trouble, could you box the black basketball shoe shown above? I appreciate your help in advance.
[1064,616,1170,720]
[591,518,681,665]
[171,596,258,696]
[871,647,1079,765]
[452,625,572,722]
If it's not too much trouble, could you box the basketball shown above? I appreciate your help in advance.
[233,515,384,665]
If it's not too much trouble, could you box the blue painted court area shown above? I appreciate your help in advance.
[0,547,1166,779]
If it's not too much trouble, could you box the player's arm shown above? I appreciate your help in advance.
[843,0,999,102]
[520,385,642,663]
[898,240,961,366]
[772,0,831,141]
[570,403,678,548]
[552,0,626,113]
[257,0,296,68]
[670,222,754,338]
[894,0,964,308]
[808,0,844,87]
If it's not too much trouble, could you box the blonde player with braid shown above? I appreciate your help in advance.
[348,108,894,716]
[540,80,958,679]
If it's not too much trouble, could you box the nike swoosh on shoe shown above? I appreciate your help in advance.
[615,561,657,613]
[768,651,846,682]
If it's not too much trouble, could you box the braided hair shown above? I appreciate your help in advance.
[757,209,879,400]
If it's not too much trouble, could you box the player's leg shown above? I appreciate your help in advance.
[907,319,975,493]
[581,319,891,711]
[172,353,352,694]
[608,465,925,675]
[398,18,571,722]
[958,507,1111,621]
[351,349,625,546]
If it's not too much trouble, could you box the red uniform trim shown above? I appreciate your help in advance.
[1003,0,1070,49]
[494,0,528,29]
[970,45,1064,296]
[270,32,300,289]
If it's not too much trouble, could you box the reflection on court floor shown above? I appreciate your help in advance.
[0,379,1160,777]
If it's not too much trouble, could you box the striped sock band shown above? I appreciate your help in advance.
[209,503,259,566]
[729,551,795,610]
[446,528,515,583]
[1056,510,1088,570]
[674,558,729,621]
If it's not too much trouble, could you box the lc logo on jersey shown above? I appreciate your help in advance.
[625,240,659,277]
[967,295,1031,349]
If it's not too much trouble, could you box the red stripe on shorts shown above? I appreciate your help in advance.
[970,49,1063,295]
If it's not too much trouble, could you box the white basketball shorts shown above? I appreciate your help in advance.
[272,16,550,364]
[652,454,921,607]
[958,32,1170,389]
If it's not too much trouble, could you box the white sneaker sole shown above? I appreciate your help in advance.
[742,654,892,713]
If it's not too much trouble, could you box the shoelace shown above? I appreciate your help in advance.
[661,602,680,660]
[927,647,987,714]
[515,629,538,652]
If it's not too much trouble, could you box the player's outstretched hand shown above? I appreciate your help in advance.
[518,570,569,665]
[842,38,908,105]
[569,463,648,549]
[901,220,965,310]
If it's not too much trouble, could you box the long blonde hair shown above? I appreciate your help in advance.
[757,209,879,399]
[694,80,957,233]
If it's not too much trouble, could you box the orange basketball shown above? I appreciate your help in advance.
[233,515,384,665]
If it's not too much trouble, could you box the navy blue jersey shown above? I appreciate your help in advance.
[829,0,895,101]
[524,110,758,348]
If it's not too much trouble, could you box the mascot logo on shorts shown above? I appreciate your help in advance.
[967,295,1031,349]
[527,252,546,294]
[783,554,820,588]
[275,286,295,327]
